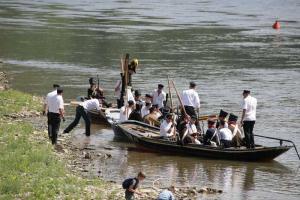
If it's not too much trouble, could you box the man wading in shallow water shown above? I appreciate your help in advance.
[240,90,257,149]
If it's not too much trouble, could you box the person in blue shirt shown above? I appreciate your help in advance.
[157,186,175,200]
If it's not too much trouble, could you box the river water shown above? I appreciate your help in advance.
[0,0,300,199]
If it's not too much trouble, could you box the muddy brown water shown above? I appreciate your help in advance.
[1,0,300,199]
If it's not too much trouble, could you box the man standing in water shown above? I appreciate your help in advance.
[47,87,65,145]
[240,90,257,149]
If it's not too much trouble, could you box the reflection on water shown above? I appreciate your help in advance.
[1,0,300,199]
[67,124,299,200]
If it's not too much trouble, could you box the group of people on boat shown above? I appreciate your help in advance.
[43,55,257,150]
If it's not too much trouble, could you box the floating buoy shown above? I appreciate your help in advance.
[272,21,280,29]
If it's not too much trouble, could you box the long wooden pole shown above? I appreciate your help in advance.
[167,76,173,109]
[171,80,188,117]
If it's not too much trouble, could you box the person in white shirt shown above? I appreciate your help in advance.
[47,87,64,145]
[119,100,135,122]
[152,84,166,109]
[43,84,60,116]
[64,95,101,136]
[181,81,201,130]
[141,102,151,118]
[218,120,233,148]
[186,118,201,145]
[240,90,257,149]
[160,114,175,138]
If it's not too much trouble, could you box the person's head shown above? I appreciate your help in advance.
[153,104,159,111]
[137,171,146,181]
[134,90,141,100]
[228,113,238,125]
[57,87,63,95]
[128,100,134,107]
[219,120,226,128]
[190,116,197,124]
[145,94,152,103]
[145,102,151,108]
[53,84,60,89]
[157,84,164,92]
[128,58,138,74]
[135,103,142,111]
[208,119,215,128]
[168,185,176,193]
[243,90,250,98]
[166,113,173,123]
[218,109,228,120]
[149,106,155,113]
[189,81,196,89]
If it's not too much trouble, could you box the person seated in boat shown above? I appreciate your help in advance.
[218,120,233,148]
[119,100,135,122]
[134,90,144,105]
[175,115,194,145]
[159,100,171,120]
[87,78,97,99]
[160,114,176,139]
[141,102,151,118]
[144,94,152,104]
[152,84,166,109]
[144,106,160,126]
[128,102,143,122]
[153,104,162,118]
[216,109,229,129]
[228,113,244,147]
[203,119,220,146]
[186,116,202,144]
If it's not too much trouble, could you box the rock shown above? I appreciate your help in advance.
[198,187,207,193]
[84,152,92,159]
[104,146,114,150]
[104,153,112,159]
[97,170,101,174]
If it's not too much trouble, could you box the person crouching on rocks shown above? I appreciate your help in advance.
[157,186,176,200]
[122,172,146,200]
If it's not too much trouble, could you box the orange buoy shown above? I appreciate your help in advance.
[272,21,280,29]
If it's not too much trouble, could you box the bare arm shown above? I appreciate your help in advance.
[240,109,246,125]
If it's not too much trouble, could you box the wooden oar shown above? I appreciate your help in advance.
[171,80,188,117]
[167,75,173,109]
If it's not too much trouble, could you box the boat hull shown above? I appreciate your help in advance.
[117,121,291,162]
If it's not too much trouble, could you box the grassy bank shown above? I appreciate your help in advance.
[0,90,117,199]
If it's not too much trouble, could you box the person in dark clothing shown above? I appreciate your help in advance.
[203,119,220,146]
[128,103,143,122]
[87,78,97,99]
[216,109,229,129]
[159,100,171,120]
[123,171,145,200]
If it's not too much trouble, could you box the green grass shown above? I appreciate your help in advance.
[0,89,42,116]
[0,90,117,199]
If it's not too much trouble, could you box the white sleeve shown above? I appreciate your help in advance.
[242,99,247,110]
[194,92,200,108]
[58,97,64,109]
[95,100,101,110]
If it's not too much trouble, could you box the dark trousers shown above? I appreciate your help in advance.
[243,121,255,148]
[48,112,61,145]
[64,106,91,136]
[184,106,201,131]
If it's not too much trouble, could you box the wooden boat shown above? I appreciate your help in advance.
[114,120,293,162]
[88,108,120,125]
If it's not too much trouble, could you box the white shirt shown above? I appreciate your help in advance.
[141,106,150,118]
[152,89,166,109]
[45,90,57,104]
[181,89,200,108]
[219,128,233,141]
[242,95,257,121]
[81,99,100,111]
[186,123,197,134]
[119,106,133,122]
[160,120,174,137]
[48,94,64,114]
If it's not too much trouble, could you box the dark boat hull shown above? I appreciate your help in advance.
[88,108,120,125]
[116,121,291,162]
